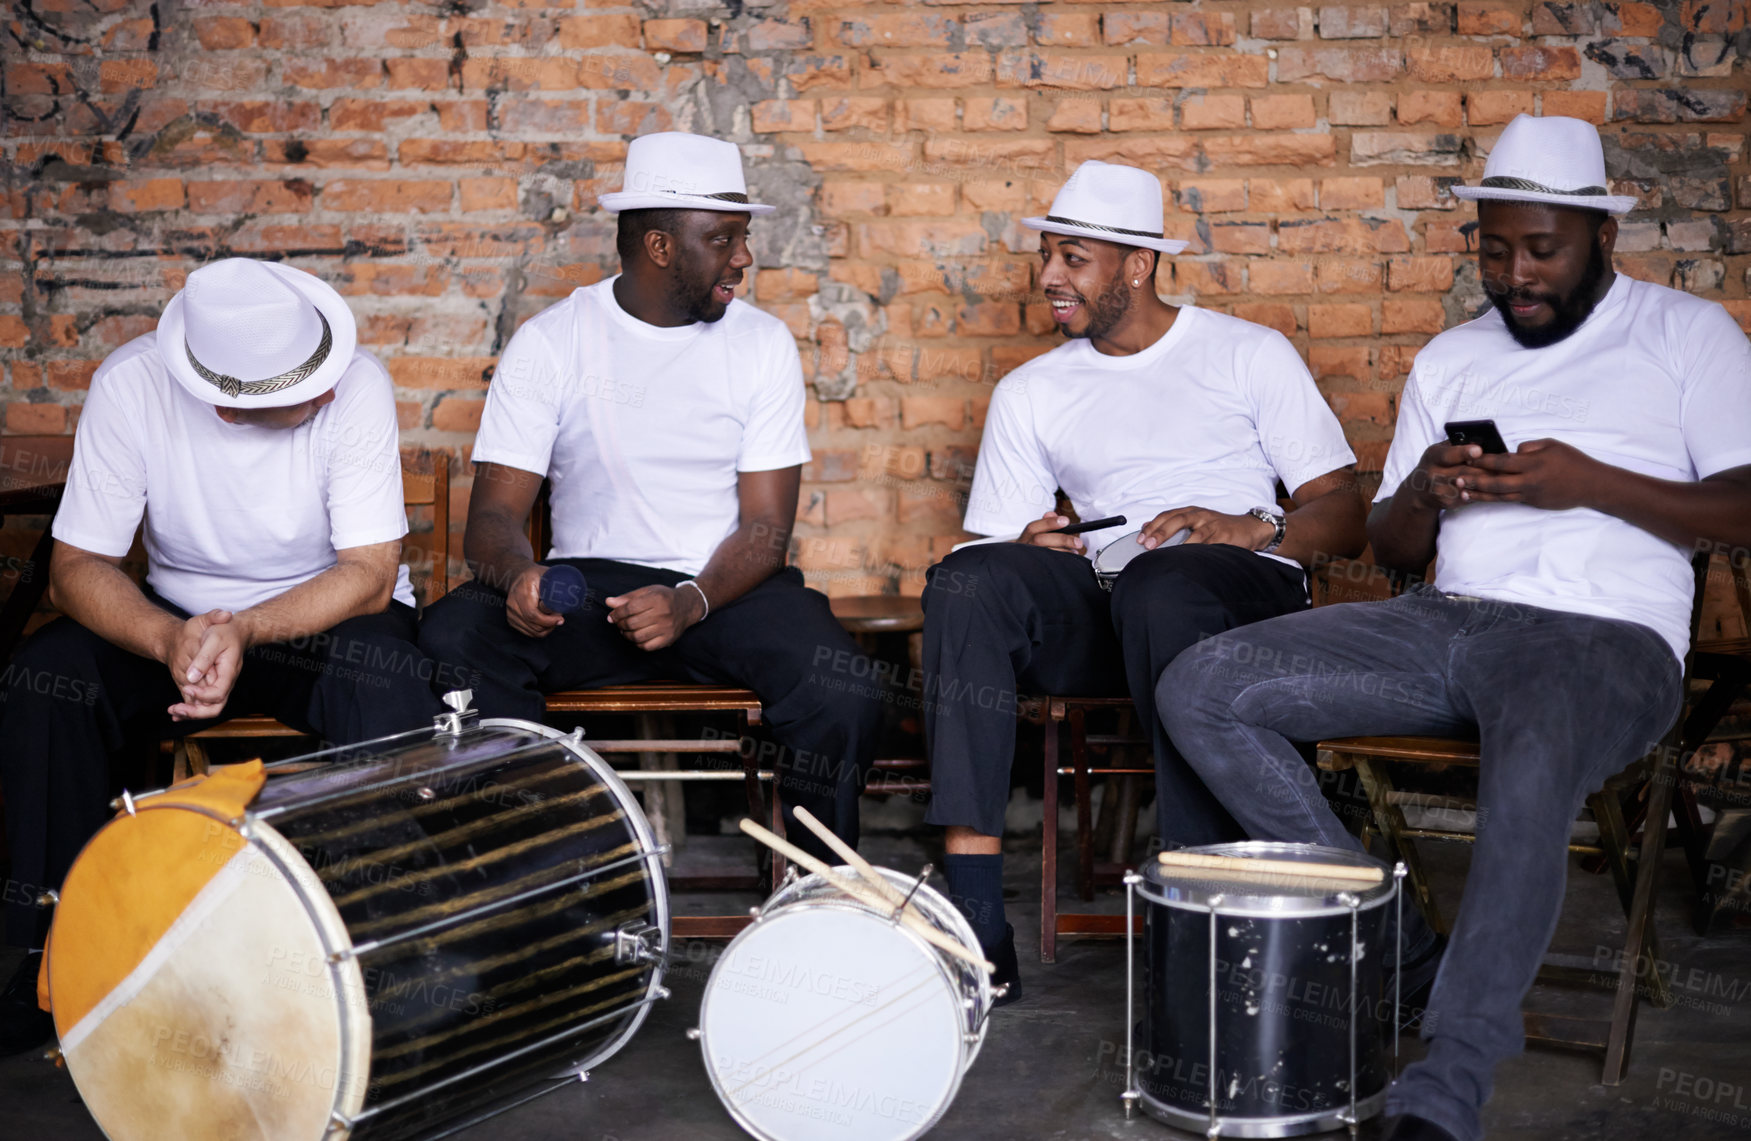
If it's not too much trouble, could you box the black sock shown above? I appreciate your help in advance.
[943,853,1006,951]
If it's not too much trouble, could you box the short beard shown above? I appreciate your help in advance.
[666,250,730,324]
[1065,272,1133,342]
[1486,237,1608,349]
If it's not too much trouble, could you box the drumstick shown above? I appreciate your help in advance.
[1157,850,1384,885]
[739,819,994,975]
[790,806,914,910]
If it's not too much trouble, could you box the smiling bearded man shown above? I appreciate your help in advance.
[418,132,881,866]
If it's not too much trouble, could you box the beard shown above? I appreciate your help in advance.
[1486,238,1608,349]
[1062,272,1134,342]
[666,251,737,324]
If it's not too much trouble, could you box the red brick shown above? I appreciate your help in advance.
[284,59,382,90]
[1179,95,1248,130]
[1316,258,1384,293]
[1468,90,1535,125]
[1251,94,1316,129]
[858,221,988,257]
[1309,303,1374,337]
[1104,12,1169,44]
[388,357,495,389]
[1171,11,1238,44]
[1498,45,1582,80]
[1330,90,1395,126]
[1541,90,1608,122]
[1211,222,1271,254]
[5,404,65,435]
[1395,175,1460,209]
[922,138,1055,168]
[1278,216,1410,254]
[887,183,958,216]
[1036,13,1101,44]
[1177,179,1248,212]
[957,302,1023,336]
[1253,8,1311,38]
[386,58,451,91]
[966,11,1029,47]
[901,396,967,430]
[1456,3,1520,34]
[1310,346,1372,381]
[187,179,313,214]
[0,316,26,348]
[1321,177,1385,209]
[783,56,852,92]
[1326,389,1393,424]
[897,98,958,132]
[1318,5,1389,37]
[1251,178,1319,212]
[1609,2,1665,36]
[747,18,814,50]
[821,180,887,216]
[99,59,157,93]
[1276,46,1403,82]
[1424,219,1479,253]
[1350,131,1464,166]
[1047,100,1104,132]
[643,19,708,52]
[752,100,815,133]
[871,53,994,88]
[110,179,185,212]
[796,141,916,173]
[1110,97,1179,131]
[556,14,642,48]
[193,17,255,49]
[1388,256,1456,291]
[322,180,452,213]
[328,98,423,133]
[1382,297,1447,334]
[1135,53,1270,88]
[431,397,484,433]
[1232,303,1298,337]
[1407,44,1496,83]
[963,96,1029,131]
[1398,90,1465,127]
[1002,51,1131,89]
[837,14,956,47]
[1204,134,1338,166]
[459,178,518,212]
[1250,261,1317,294]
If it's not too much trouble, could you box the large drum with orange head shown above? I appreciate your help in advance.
[43,712,669,1141]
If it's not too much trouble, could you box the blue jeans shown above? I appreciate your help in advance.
[1157,587,1682,1141]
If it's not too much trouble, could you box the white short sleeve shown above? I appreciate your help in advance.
[1245,331,1358,495]
[320,353,410,551]
[737,328,811,472]
[962,377,1057,537]
[474,316,564,477]
[1676,303,1751,479]
[53,355,148,558]
[1375,362,1443,503]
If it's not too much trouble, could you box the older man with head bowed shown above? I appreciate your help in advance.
[0,258,446,1053]
[1160,115,1751,1140]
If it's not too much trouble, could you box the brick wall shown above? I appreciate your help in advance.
[3,0,1748,607]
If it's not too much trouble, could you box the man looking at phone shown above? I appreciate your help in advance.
[919,160,1367,994]
[1158,116,1751,1140]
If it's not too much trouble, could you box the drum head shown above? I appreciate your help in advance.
[700,906,966,1141]
[49,806,367,1141]
[1093,528,1186,579]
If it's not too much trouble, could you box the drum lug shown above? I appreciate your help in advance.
[34,889,57,909]
[613,921,664,967]
[963,1032,981,1046]
[686,1027,702,1041]
[434,690,480,736]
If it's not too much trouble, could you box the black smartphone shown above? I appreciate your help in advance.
[1054,514,1127,535]
[1443,419,1508,455]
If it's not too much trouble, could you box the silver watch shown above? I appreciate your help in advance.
[1247,505,1287,553]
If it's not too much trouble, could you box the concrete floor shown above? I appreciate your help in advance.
[5,793,1750,1140]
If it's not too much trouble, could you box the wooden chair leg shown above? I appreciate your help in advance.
[1591,784,1671,1009]
[1041,716,1060,964]
[637,714,676,869]
[1110,772,1143,868]
[172,740,191,784]
[1072,706,1094,901]
[1351,753,1446,934]
[1602,748,1677,1085]
[180,738,212,780]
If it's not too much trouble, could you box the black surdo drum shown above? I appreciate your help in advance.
[1121,842,1404,1138]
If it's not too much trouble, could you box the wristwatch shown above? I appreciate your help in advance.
[1247,506,1287,553]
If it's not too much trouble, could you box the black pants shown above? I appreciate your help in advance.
[0,599,444,946]
[920,542,1310,845]
[418,560,883,865]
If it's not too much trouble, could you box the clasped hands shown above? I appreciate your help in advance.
[1410,437,1599,512]
[162,609,249,721]
[505,564,704,652]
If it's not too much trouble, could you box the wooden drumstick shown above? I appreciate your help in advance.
[1157,850,1384,885]
[790,806,914,910]
[739,818,994,975]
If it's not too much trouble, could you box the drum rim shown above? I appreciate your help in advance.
[696,893,979,1141]
[1138,841,1396,915]
[1137,1083,1389,1138]
[483,718,672,1078]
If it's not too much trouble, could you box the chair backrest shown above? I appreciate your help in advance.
[400,451,450,602]
[0,435,75,496]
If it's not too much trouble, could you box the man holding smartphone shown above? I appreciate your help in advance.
[1158,116,1751,1141]
[919,160,1367,996]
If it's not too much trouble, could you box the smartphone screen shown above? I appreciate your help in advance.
[1443,419,1508,455]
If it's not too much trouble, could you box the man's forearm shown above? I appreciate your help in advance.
[464,509,540,597]
[693,521,789,611]
[1589,468,1751,554]
[1277,489,1367,567]
[50,554,180,664]
[1367,495,1441,576]
[234,559,394,648]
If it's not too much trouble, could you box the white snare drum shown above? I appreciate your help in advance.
[695,867,991,1141]
[1093,528,1187,590]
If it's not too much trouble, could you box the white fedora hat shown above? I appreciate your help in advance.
[157,258,357,408]
[1452,114,1637,214]
[598,131,775,215]
[1023,160,1189,255]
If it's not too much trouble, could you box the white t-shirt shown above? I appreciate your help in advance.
[1377,275,1751,662]
[55,334,414,616]
[963,305,1357,568]
[474,276,811,576]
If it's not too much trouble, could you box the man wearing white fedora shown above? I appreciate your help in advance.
[0,257,446,1053]
[419,131,882,865]
[920,159,1368,995]
[1161,115,1751,1140]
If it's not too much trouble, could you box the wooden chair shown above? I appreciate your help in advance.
[173,453,450,777]
[0,435,76,662]
[1316,553,1717,1085]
